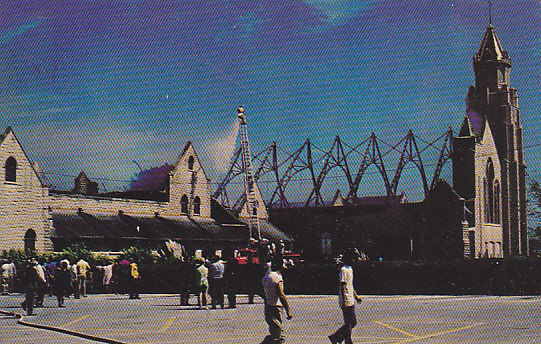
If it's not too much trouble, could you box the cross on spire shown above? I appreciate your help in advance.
[488,1,492,25]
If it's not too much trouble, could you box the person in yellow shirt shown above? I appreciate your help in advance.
[76,259,91,297]
[129,262,140,299]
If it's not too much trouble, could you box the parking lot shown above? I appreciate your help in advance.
[1,293,540,343]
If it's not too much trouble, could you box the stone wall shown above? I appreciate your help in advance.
[0,129,51,253]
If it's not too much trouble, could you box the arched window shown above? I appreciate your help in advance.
[485,159,495,223]
[181,195,189,214]
[5,157,16,182]
[321,232,331,255]
[24,229,36,254]
[483,178,489,222]
[188,156,194,170]
[252,201,258,216]
[193,196,201,215]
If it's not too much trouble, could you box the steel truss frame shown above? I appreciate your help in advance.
[214,129,454,210]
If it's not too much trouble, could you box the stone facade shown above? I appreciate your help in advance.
[0,133,220,254]
[0,128,51,253]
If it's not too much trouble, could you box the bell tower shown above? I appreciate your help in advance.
[456,21,528,257]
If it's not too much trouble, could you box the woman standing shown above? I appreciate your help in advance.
[194,259,209,310]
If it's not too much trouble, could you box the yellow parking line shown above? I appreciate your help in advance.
[394,322,485,343]
[160,317,176,333]
[61,315,91,328]
[374,321,419,338]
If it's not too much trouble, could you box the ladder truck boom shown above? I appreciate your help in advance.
[237,106,261,241]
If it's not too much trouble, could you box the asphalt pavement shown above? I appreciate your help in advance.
[1,293,540,343]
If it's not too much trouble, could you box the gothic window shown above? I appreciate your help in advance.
[5,157,16,182]
[483,178,489,223]
[188,156,194,170]
[485,159,495,223]
[181,195,189,214]
[24,229,36,254]
[193,196,201,215]
[321,232,331,255]
[494,180,500,224]
[252,201,258,216]
[190,171,197,185]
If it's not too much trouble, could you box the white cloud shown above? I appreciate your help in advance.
[0,19,43,45]
[303,0,372,26]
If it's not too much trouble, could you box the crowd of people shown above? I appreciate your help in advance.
[8,249,268,316]
[12,257,141,316]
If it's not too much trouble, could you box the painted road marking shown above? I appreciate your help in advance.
[61,314,91,328]
[160,317,176,333]
[374,321,419,338]
[374,321,485,344]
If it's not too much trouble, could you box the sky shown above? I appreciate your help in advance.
[1,0,540,203]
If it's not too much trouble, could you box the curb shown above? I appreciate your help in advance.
[1,309,127,344]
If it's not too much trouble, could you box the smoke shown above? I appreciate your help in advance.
[206,117,240,176]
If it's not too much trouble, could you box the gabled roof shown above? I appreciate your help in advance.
[173,141,210,180]
[0,127,47,187]
[475,25,510,63]
[425,179,462,203]
[258,219,294,243]
[458,116,473,137]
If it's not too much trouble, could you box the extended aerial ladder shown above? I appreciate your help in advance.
[237,106,261,241]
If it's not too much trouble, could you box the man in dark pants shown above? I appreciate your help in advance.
[209,255,224,309]
[261,257,292,343]
[329,248,362,344]
[224,256,239,308]
[21,258,40,316]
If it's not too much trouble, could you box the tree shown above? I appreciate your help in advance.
[527,173,541,256]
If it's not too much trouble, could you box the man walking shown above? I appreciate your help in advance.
[34,258,47,307]
[76,259,91,297]
[21,258,40,316]
[329,248,362,344]
[261,257,292,343]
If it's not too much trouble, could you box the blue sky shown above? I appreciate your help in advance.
[1,0,540,202]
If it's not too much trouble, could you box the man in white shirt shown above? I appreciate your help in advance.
[329,248,362,344]
[1,260,15,294]
[261,257,292,343]
[209,255,225,309]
